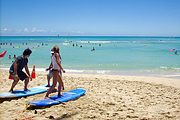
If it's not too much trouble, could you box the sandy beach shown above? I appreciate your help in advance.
[0,69,180,120]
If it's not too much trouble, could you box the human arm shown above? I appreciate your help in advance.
[46,62,53,71]
[25,65,32,80]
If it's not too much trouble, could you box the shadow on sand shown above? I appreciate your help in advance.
[0,96,27,103]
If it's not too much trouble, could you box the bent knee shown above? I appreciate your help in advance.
[12,76,19,81]
[13,78,19,82]
[25,77,29,81]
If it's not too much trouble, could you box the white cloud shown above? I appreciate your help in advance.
[31,27,46,33]
[69,31,86,35]
[1,28,8,32]
[1,27,79,35]
[24,28,29,32]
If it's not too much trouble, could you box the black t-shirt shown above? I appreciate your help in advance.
[10,55,28,72]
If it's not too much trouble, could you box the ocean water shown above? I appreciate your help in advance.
[0,36,180,77]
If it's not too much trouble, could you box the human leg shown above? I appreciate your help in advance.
[57,75,63,97]
[46,70,53,87]
[18,71,29,91]
[24,77,29,91]
[46,75,51,87]
[45,71,58,98]
[59,72,64,90]
[9,74,19,92]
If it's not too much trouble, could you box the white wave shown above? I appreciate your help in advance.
[66,69,84,73]
[96,70,110,74]
[160,66,180,70]
[77,41,112,44]
[65,69,111,74]
[163,74,180,77]
[173,68,180,70]
[62,43,70,46]
[160,66,168,69]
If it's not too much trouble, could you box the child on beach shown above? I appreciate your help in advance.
[46,68,53,87]
[45,50,54,87]
[9,48,32,92]
[45,45,65,98]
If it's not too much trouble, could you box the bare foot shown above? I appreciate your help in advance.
[58,93,63,97]
[46,85,51,87]
[9,89,14,93]
[24,89,30,91]
[44,96,49,99]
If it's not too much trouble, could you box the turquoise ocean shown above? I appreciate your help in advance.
[0,36,180,78]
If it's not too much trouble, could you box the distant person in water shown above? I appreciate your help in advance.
[9,48,32,92]
[13,54,16,59]
[169,48,178,55]
[169,48,176,52]
[12,54,17,63]
[91,47,95,51]
[174,50,178,55]
[8,55,11,59]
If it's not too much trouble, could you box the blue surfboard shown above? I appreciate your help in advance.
[29,88,86,107]
[0,85,49,98]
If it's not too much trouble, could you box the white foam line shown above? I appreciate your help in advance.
[163,74,180,77]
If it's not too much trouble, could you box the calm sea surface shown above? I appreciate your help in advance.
[0,36,180,77]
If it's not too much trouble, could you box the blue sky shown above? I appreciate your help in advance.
[0,0,180,36]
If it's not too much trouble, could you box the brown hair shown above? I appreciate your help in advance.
[52,45,61,59]
[52,45,59,53]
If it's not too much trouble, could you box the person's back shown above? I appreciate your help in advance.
[10,55,28,73]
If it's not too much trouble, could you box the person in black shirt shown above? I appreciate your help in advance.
[9,48,32,92]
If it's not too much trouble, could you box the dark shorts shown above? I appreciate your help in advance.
[52,69,62,77]
[9,70,28,81]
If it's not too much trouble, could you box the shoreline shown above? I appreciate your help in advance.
[1,67,180,80]
[63,73,180,88]
[0,68,180,88]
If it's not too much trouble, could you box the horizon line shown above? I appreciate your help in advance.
[0,34,180,37]
[0,35,180,37]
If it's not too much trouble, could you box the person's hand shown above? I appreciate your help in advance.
[62,69,65,73]
[46,67,52,71]
[29,76,32,81]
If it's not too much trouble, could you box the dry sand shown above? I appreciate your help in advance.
[0,69,180,120]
